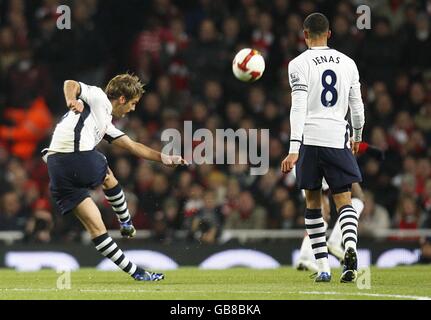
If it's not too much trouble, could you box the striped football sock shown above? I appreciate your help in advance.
[305,208,330,273]
[328,198,364,247]
[338,204,359,251]
[104,184,131,223]
[93,233,137,276]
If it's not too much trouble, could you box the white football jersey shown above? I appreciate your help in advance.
[48,82,125,153]
[288,46,365,152]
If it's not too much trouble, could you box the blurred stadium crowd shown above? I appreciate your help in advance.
[0,0,431,245]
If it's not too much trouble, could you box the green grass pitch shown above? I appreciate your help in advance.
[0,266,430,300]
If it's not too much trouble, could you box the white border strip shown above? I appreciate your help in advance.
[1,288,430,300]
[298,291,431,300]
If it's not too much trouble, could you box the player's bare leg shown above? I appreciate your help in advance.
[74,197,108,238]
[102,167,136,238]
[333,190,359,283]
[73,197,163,281]
[304,189,331,282]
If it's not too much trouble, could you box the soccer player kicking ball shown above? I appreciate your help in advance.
[281,13,365,283]
[43,74,187,281]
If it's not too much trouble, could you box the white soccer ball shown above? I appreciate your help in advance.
[232,48,265,82]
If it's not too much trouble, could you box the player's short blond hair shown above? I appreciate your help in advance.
[105,73,145,101]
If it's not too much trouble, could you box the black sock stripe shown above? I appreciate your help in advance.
[343,236,357,244]
[111,201,126,209]
[124,262,133,273]
[120,216,130,222]
[92,233,109,246]
[340,222,358,229]
[309,232,326,239]
[339,214,358,222]
[338,205,354,212]
[342,229,357,237]
[115,254,125,265]
[104,184,123,197]
[99,240,115,253]
[311,242,327,249]
[106,247,120,259]
[107,193,124,201]
[305,209,322,220]
[339,209,357,216]
[315,252,328,259]
[108,197,126,206]
[339,211,357,218]
[115,208,128,215]
[343,229,358,238]
[339,207,355,212]
[305,222,325,229]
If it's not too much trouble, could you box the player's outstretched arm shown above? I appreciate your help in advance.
[112,135,188,166]
[64,80,83,114]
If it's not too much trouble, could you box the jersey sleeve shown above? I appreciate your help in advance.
[78,82,106,106]
[104,123,126,143]
[348,62,365,142]
[288,60,308,94]
[288,59,308,153]
[78,82,91,103]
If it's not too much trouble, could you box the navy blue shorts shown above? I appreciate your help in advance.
[47,150,108,215]
[295,145,362,191]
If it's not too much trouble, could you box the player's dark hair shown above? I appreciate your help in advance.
[303,13,329,38]
[105,73,145,101]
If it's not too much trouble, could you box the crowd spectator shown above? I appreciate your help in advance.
[393,195,424,230]
[358,190,391,237]
[189,190,223,244]
[278,199,299,230]
[0,191,26,230]
[24,197,53,243]
[224,191,267,229]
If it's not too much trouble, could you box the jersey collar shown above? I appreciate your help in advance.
[308,46,331,50]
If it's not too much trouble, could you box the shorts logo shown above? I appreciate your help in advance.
[290,72,300,84]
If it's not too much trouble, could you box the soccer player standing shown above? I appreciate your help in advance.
[43,74,187,281]
[281,13,365,283]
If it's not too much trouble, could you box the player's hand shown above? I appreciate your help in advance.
[351,140,360,155]
[281,153,299,173]
[67,99,84,114]
[161,154,189,167]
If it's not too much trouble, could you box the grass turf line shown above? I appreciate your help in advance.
[0,266,430,300]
